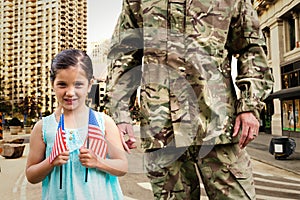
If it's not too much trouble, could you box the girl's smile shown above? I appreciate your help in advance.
[64,98,78,105]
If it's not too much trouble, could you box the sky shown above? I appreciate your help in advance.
[87,0,123,43]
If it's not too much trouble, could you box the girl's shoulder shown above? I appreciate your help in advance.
[42,113,56,127]
[32,119,43,133]
[29,119,44,144]
[42,113,55,120]
[102,113,116,126]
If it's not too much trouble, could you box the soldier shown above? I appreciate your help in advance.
[105,0,274,199]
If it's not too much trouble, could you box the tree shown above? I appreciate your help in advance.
[0,74,11,139]
[17,95,40,126]
[0,74,11,114]
[19,96,37,118]
[0,100,11,114]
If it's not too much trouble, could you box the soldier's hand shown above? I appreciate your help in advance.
[117,123,136,153]
[233,112,259,149]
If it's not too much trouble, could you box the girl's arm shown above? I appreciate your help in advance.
[25,120,69,184]
[79,114,128,176]
[26,120,52,184]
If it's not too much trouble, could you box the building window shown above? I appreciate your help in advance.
[288,17,296,50]
[285,14,296,52]
[281,62,300,89]
[263,27,271,60]
[290,72,299,87]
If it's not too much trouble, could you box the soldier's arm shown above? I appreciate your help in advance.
[105,0,143,124]
[228,0,274,121]
[229,0,274,147]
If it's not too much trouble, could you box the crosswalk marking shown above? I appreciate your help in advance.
[137,182,152,191]
[124,196,138,200]
[13,173,24,193]
[253,169,300,200]
[20,175,27,200]
[255,177,300,187]
[254,171,274,177]
[134,171,300,200]
[284,176,300,182]
[256,194,300,200]
[256,184,300,195]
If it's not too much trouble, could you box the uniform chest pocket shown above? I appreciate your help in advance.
[168,0,186,34]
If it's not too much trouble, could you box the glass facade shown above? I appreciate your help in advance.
[282,100,300,132]
[280,62,300,135]
[281,61,300,89]
[295,99,300,131]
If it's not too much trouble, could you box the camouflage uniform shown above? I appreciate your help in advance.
[106,0,274,199]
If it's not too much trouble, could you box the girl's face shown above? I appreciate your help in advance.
[52,66,92,112]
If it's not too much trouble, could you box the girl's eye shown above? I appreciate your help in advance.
[57,83,67,88]
[75,82,84,88]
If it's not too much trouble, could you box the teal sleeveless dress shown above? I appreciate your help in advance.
[42,111,123,200]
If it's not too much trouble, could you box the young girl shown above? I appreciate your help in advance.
[26,49,127,199]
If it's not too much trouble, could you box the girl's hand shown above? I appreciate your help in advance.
[79,147,98,168]
[51,151,70,166]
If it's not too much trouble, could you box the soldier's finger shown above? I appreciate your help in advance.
[239,127,250,149]
[120,132,131,153]
[233,117,241,137]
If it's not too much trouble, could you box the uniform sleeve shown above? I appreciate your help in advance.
[105,0,143,124]
[227,0,274,120]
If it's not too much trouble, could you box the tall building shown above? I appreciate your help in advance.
[254,0,300,138]
[87,40,110,80]
[0,0,87,117]
[86,40,110,112]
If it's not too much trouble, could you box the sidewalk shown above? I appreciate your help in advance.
[247,132,300,175]
[2,129,300,175]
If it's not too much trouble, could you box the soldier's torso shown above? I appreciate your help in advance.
[131,0,243,149]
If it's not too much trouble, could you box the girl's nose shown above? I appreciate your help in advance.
[66,87,75,96]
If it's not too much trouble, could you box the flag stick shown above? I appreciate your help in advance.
[60,108,64,189]
[60,165,63,189]
[85,135,89,182]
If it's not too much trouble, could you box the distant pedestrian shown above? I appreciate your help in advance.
[288,105,294,130]
[26,49,127,199]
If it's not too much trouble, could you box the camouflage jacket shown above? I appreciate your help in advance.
[106,0,274,150]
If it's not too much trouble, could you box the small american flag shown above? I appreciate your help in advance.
[49,110,68,164]
[84,110,107,159]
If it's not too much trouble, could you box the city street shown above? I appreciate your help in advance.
[1,142,300,200]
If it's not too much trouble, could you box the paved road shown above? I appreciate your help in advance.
[120,153,300,200]
[252,160,300,200]
[2,144,300,200]
[1,126,300,200]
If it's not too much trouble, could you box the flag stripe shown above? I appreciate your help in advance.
[85,110,107,159]
[49,109,107,164]
[49,114,68,164]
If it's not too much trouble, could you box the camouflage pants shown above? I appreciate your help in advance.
[145,144,255,200]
